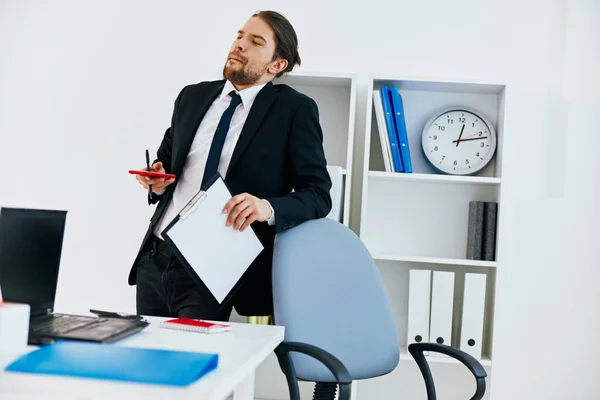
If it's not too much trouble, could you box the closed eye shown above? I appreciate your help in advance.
[237,30,266,46]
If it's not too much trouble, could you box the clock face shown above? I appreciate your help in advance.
[421,108,496,175]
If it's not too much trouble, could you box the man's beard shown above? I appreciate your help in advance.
[222,61,268,86]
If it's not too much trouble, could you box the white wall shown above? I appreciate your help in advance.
[490,0,600,399]
[1,0,598,399]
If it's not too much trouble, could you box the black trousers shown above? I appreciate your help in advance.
[135,234,233,321]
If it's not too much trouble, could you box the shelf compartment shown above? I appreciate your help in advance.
[367,76,506,179]
[363,178,499,260]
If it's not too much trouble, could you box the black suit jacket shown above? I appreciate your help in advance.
[128,79,332,316]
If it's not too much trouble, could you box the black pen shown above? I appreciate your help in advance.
[145,149,152,195]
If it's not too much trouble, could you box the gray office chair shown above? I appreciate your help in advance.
[272,218,487,400]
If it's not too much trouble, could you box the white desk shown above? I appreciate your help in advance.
[0,317,285,400]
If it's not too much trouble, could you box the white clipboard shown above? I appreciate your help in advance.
[161,173,264,304]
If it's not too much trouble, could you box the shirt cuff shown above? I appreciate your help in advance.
[264,200,275,226]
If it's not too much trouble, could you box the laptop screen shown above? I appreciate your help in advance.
[0,207,67,313]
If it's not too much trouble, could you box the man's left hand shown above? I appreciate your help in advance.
[223,193,272,232]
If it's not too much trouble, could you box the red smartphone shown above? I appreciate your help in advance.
[129,169,176,179]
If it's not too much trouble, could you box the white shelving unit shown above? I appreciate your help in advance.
[357,73,507,398]
[273,71,357,227]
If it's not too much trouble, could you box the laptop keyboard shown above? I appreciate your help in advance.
[31,314,105,335]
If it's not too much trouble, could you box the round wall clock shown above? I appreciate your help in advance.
[421,107,497,175]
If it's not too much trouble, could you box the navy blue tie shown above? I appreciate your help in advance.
[201,91,242,190]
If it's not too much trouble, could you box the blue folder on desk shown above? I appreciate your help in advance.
[5,341,218,386]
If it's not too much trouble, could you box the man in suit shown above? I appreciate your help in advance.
[130,10,332,321]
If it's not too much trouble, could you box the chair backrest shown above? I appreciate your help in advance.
[272,218,399,382]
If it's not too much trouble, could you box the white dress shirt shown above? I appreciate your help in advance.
[153,80,274,239]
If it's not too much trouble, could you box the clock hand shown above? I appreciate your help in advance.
[452,136,488,143]
[456,124,465,147]
[461,131,486,141]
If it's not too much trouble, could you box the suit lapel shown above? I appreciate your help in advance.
[172,82,224,178]
[226,81,277,176]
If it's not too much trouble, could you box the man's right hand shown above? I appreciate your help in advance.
[136,161,175,193]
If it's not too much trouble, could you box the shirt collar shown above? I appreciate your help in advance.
[220,80,267,108]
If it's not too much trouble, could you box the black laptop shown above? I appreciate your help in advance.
[0,207,148,344]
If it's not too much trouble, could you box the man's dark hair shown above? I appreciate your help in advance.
[253,10,301,78]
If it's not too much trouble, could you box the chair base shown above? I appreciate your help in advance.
[274,342,352,400]
[313,382,337,400]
